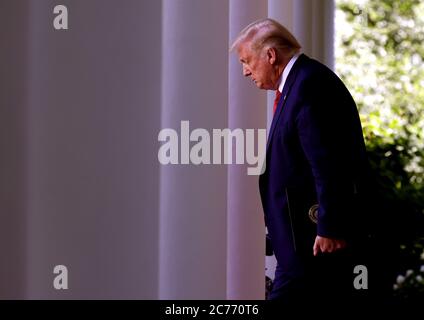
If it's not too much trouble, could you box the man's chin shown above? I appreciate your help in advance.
[258,84,271,90]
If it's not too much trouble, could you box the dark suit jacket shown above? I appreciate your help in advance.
[259,54,372,271]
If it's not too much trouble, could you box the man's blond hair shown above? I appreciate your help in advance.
[230,18,301,58]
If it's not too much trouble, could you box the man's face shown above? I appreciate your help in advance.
[237,42,276,90]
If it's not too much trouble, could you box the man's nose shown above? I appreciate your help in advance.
[243,65,251,77]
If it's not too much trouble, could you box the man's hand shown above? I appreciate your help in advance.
[313,235,346,256]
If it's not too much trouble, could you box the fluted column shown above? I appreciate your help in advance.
[25,0,161,299]
[293,0,313,56]
[160,0,229,299]
[227,0,267,300]
[293,0,335,68]
[0,0,30,299]
[312,0,335,69]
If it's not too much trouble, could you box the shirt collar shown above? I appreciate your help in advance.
[277,52,301,93]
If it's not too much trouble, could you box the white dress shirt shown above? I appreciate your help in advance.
[277,52,301,93]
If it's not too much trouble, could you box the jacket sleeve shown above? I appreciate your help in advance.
[295,86,353,238]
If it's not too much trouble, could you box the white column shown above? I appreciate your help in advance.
[25,0,161,299]
[293,0,313,56]
[0,0,29,299]
[160,0,229,299]
[312,0,335,69]
[293,0,335,68]
[227,0,267,300]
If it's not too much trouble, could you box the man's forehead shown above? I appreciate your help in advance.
[237,41,252,59]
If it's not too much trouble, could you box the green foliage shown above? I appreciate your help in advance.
[336,0,424,300]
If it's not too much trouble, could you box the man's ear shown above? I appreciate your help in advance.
[267,47,277,65]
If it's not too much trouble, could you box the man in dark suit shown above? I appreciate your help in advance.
[231,19,375,305]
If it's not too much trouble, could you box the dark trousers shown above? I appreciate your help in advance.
[268,243,393,307]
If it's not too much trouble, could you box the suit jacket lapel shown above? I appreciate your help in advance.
[266,54,306,152]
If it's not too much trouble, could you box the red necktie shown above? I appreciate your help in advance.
[273,90,282,114]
